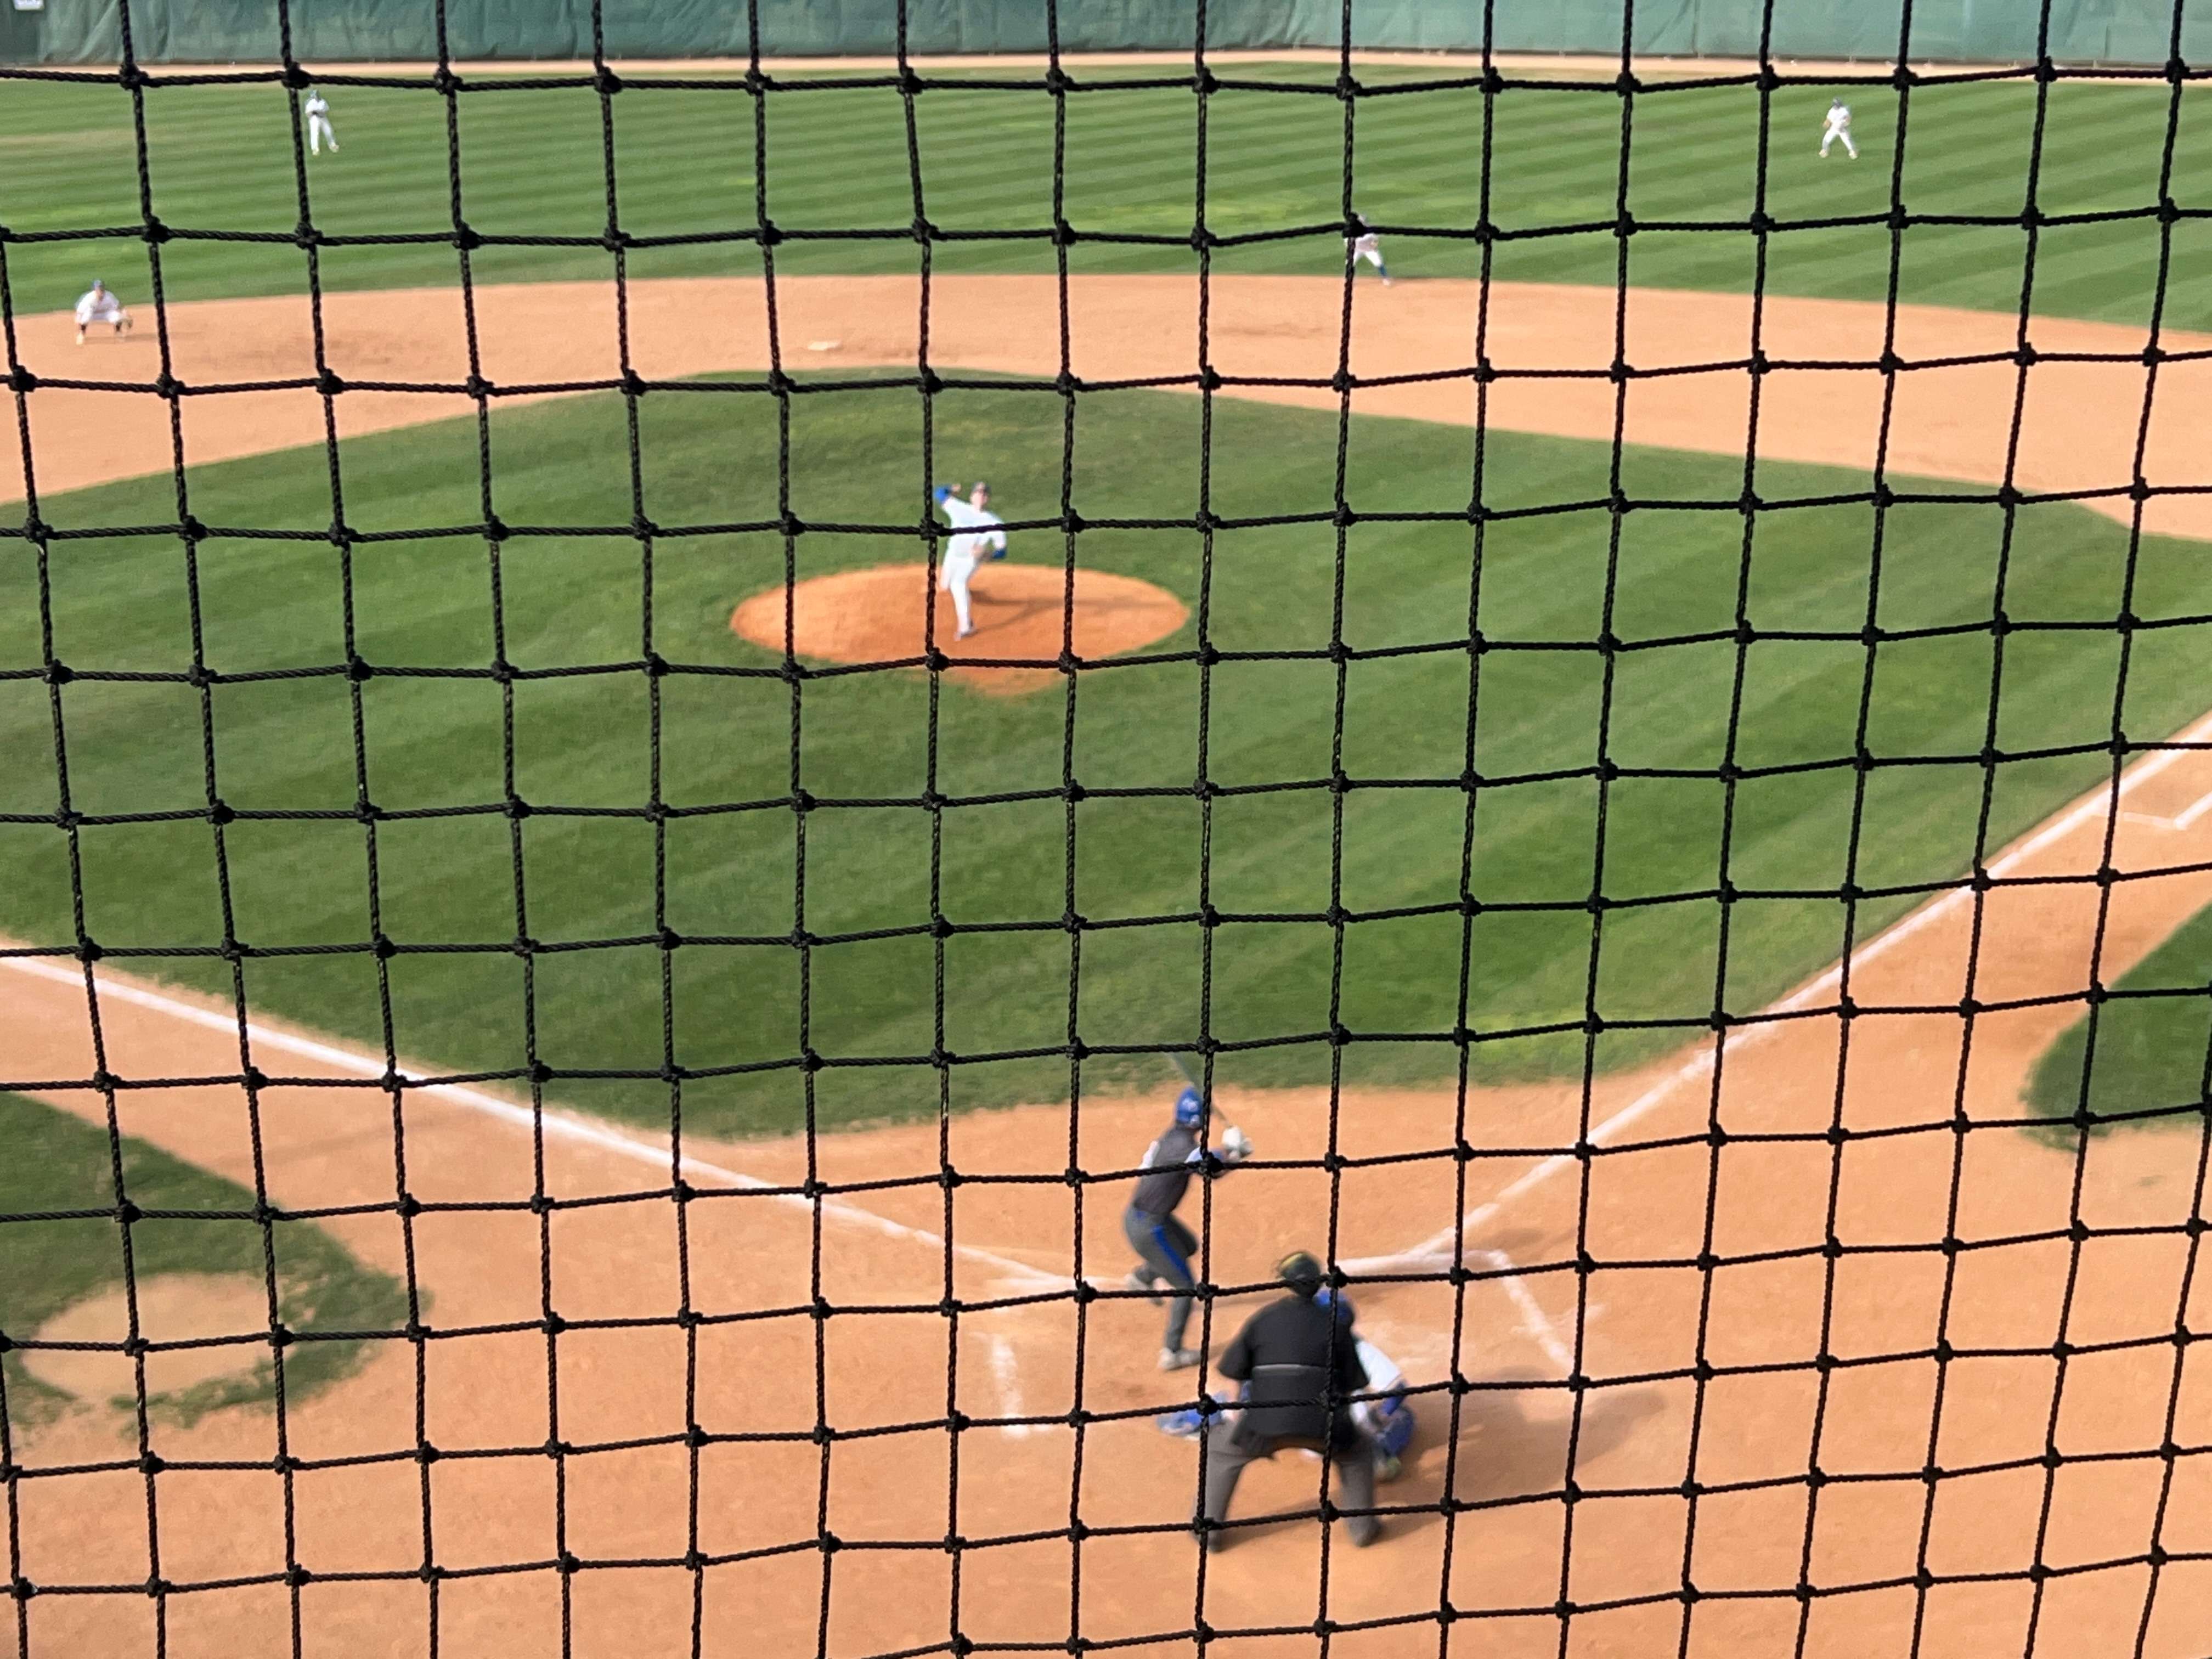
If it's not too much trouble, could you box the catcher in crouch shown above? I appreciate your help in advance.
[1125,1086,1251,1371]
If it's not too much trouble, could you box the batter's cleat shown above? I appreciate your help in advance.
[1126,1268,1163,1306]
[1158,1346,1201,1372]
[1346,1517,1381,1548]
[955,625,975,640]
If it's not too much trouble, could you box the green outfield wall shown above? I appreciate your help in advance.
[8,0,2209,76]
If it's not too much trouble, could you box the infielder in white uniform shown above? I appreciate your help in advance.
[1347,210,1392,285]
[303,88,338,155]
[74,280,130,346]
[1820,98,1857,159]
[932,480,1007,641]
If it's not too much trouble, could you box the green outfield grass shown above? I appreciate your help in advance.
[5,377,2210,1133]
[0,1089,407,1423]
[1,66,2208,326]
[2028,905,2212,1133]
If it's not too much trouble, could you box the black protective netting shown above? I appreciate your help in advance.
[2,0,2209,1656]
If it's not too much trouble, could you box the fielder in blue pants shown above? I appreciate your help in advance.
[1124,1087,1250,1371]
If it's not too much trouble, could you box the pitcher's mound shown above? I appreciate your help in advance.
[25,1273,272,1407]
[730,562,1188,693]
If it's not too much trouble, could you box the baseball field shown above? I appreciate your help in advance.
[2,48,2208,1659]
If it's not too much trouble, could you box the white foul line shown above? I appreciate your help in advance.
[0,955,1071,1293]
[1345,706,2212,1280]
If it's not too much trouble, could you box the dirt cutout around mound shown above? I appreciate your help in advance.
[25,1273,272,1407]
[729,561,1189,691]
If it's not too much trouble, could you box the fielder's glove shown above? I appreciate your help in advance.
[932,483,955,506]
[1217,1125,1253,1164]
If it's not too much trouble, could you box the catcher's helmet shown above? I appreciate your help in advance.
[1172,1087,1204,1128]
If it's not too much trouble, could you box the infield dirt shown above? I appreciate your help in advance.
[2,274,2207,1657]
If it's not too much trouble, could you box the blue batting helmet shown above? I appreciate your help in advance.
[1172,1087,1204,1128]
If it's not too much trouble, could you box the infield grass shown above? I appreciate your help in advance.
[2028,904,2212,1135]
[0,1089,407,1424]
[5,380,2211,1132]
[3,66,2211,326]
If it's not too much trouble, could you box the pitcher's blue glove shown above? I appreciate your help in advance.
[932,484,955,506]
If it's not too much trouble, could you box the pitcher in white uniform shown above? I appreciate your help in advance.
[932,481,1007,641]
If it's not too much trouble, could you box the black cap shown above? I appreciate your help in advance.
[1276,1251,1323,1299]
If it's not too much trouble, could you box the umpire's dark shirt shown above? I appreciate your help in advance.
[1130,1123,1201,1217]
[1217,1294,1369,1450]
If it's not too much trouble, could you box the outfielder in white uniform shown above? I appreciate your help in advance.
[1347,210,1392,285]
[1820,99,1857,160]
[73,280,129,346]
[303,88,338,155]
[932,480,1007,641]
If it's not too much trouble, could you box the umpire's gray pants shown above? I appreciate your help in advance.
[1122,1205,1197,1353]
[1200,1428,1380,1549]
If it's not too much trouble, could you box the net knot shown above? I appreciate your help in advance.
[432,66,462,95]
[143,218,171,250]
[594,64,623,94]
[8,366,35,394]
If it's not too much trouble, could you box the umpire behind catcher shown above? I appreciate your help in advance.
[1196,1250,1381,1553]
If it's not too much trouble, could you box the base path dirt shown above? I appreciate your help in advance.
[728,561,1189,691]
[7,274,2209,545]
[24,1274,273,1407]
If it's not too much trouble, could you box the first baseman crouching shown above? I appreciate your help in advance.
[1125,1086,1251,1370]
[74,280,131,346]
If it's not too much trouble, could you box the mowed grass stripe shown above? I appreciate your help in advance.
[4,376,2210,1132]
[3,71,2208,320]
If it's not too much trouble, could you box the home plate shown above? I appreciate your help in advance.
[807,340,841,351]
